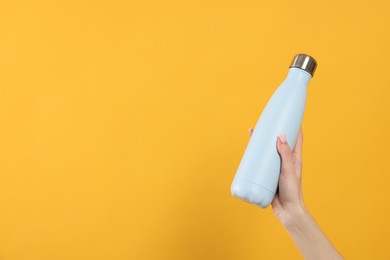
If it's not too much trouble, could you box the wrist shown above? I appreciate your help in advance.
[279,205,344,260]
[279,204,310,230]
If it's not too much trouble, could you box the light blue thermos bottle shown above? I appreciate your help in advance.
[231,54,317,208]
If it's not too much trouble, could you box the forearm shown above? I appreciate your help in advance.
[282,207,343,260]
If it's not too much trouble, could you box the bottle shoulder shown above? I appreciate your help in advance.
[285,68,312,85]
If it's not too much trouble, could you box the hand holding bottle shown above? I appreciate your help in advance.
[249,128,343,260]
[248,128,305,224]
[231,54,317,208]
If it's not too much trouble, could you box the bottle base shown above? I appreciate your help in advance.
[231,179,275,208]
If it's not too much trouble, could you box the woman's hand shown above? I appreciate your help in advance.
[248,128,305,224]
[248,128,343,259]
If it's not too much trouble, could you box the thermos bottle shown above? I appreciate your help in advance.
[231,54,317,208]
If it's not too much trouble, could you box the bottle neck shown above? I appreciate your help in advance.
[286,67,312,85]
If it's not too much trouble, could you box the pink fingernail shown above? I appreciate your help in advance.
[278,133,287,144]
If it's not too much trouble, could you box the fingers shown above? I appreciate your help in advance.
[277,133,294,176]
[292,128,303,165]
[248,127,302,170]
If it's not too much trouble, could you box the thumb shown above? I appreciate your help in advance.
[277,134,294,175]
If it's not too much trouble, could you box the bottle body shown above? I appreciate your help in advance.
[231,68,312,208]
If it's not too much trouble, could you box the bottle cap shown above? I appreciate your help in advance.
[289,54,317,77]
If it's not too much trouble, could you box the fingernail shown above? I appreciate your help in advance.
[278,133,287,144]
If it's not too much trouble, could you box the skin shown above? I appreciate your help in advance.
[249,128,344,260]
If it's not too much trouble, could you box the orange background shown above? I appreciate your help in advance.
[1,0,390,259]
